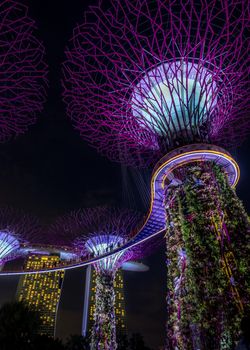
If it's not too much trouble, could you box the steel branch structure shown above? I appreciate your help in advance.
[0,207,42,267]
[0,0,48,142]
[63,1,250,348]
[49,206,141,268]
[49,206,144,350]
[63,0,249,168]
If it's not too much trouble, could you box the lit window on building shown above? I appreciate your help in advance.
[88,268,127,335]
[16,255,64,338]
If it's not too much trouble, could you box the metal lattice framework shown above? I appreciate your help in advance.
[0,207,42,265]
[49,207,143,274]
[0,0,48,142]
[49,206,149,350]
[63,0,249,167]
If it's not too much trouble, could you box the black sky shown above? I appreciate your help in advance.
[0,1,249,349]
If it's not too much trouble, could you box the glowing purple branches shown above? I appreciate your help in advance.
[50,207,143,349]
[63,0,249,167]
[0,207,42,265]
[0,1,48,142]
[50,207,141,273]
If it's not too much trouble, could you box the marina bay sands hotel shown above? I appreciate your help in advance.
[11,253,148,338]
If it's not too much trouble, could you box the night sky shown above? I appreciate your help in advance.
[0,1,249,349]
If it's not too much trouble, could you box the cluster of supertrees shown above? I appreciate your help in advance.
[0,0,249,349]
[62,0,250,349]
[0,3,155,349]
[0,204,157,349]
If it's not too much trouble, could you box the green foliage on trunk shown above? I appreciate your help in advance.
[165,163,250,350]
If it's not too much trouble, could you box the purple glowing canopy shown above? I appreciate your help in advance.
[0,207,42,265]
[0,1,48,142]
[49,207,143,272]
[63,0,249,167]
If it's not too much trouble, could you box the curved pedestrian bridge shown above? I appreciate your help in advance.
[0,145,239,276]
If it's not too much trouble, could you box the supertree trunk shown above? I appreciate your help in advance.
[165,163,250,349]
[91,272,117,350]
[165,186,193,350]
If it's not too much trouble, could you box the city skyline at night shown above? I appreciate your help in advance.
[0,1,249,349]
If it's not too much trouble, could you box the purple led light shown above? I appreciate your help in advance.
[154,148,239,187]
[0,231,20,261]
[0,207,42,265]
[49,207,143,273]
[63,0,249,167]
[84,234,130,272]
[0,1,48,142]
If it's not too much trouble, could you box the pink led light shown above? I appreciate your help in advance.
[0,1,48,141]
[63,0,249,168]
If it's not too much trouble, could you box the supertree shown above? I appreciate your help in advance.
[62,1,250,348]
[0,207,42,268]
[0,0,48,142]
[49,206,156,350]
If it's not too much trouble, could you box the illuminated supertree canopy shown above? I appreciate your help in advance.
[63,0,249,168]
[49,206,141,269]
[63,1,250,349]
[0,207,42,266]
[50,206,144,350]
[0,0,48,142]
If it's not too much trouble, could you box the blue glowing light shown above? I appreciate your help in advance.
[85,234,127,271]
[0,231,20,262]
[131,61,216,137]
[22,247,77,261]
[60,251,78,261]
[122,261,149,272]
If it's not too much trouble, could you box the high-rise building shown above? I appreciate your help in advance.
[84,266,126,336]
[114,269,126,334]
[16,254,64,337]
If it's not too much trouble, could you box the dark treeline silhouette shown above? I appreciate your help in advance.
[0,301,65,350]
[117,332,152,350]
[0,301,151,350]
